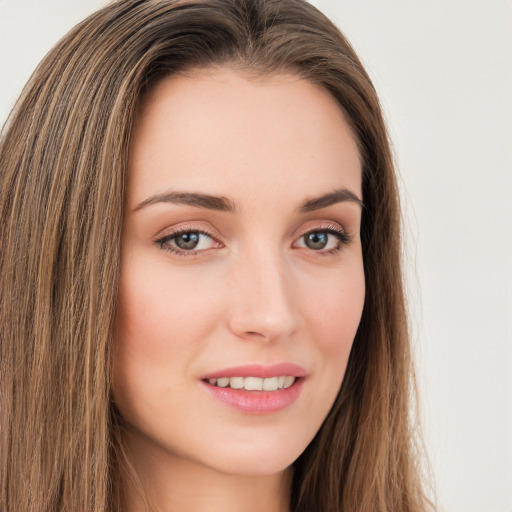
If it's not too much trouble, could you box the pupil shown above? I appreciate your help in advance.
[175,232,200,250]
[305,232,328,250]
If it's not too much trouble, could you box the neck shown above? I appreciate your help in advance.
[119,430,293,512]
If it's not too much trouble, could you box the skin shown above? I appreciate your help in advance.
[113,67,365,512]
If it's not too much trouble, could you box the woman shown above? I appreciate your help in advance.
[0,0,432,511]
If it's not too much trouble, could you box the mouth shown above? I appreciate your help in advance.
[204,375,297,391]
[200,364,306,414]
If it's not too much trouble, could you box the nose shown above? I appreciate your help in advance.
[226,248,301,343]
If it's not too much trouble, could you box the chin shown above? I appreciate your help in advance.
[193,435,307,478]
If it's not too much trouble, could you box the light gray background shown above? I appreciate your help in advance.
[1,1,511,511]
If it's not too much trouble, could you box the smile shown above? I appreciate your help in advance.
[206,376,296,391]
[200,363,306,413]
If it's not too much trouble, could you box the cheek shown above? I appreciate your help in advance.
[115,259,219,358]
[302,262,365,356]
[112,257,221,414]
[292,258,365,441]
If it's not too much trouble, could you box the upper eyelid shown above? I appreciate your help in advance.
[299,227,346,237]
[153,223,220,243]
[295,220,347,236]
[153,220,350,248]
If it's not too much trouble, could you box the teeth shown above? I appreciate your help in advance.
[207,376,297,391]
[229,376,244,389]
[244,377,263,391]
[283,376,295,389]
[263,377,278,391]
[217,377,230,388]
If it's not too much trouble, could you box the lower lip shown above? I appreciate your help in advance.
[201,378,305,414]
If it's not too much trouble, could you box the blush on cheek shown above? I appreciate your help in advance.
[116,264,224,371]
[305,276,365,353]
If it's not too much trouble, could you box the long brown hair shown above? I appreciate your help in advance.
[0,1,431,510]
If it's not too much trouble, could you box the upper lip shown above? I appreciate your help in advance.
[201,363,307,380]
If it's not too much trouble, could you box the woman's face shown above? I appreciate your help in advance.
[113,67,365,477]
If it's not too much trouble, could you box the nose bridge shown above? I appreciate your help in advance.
[227,241,300,341]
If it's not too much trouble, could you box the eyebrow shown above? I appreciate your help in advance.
[298,188,363,212]
[133,191,236,212]
[133,187,362,213]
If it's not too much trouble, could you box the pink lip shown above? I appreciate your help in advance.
[201,363,307,380]
[199,363,307,415]
[200,378,305,414]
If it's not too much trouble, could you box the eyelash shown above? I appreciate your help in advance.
[295,226,353,257]
[154,224,352,257]
[154,227,219,257]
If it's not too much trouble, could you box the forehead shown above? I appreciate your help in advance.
[127,67,362,208]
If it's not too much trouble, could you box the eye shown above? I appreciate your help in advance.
[155,229,220,255]
[294,227,351,254]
